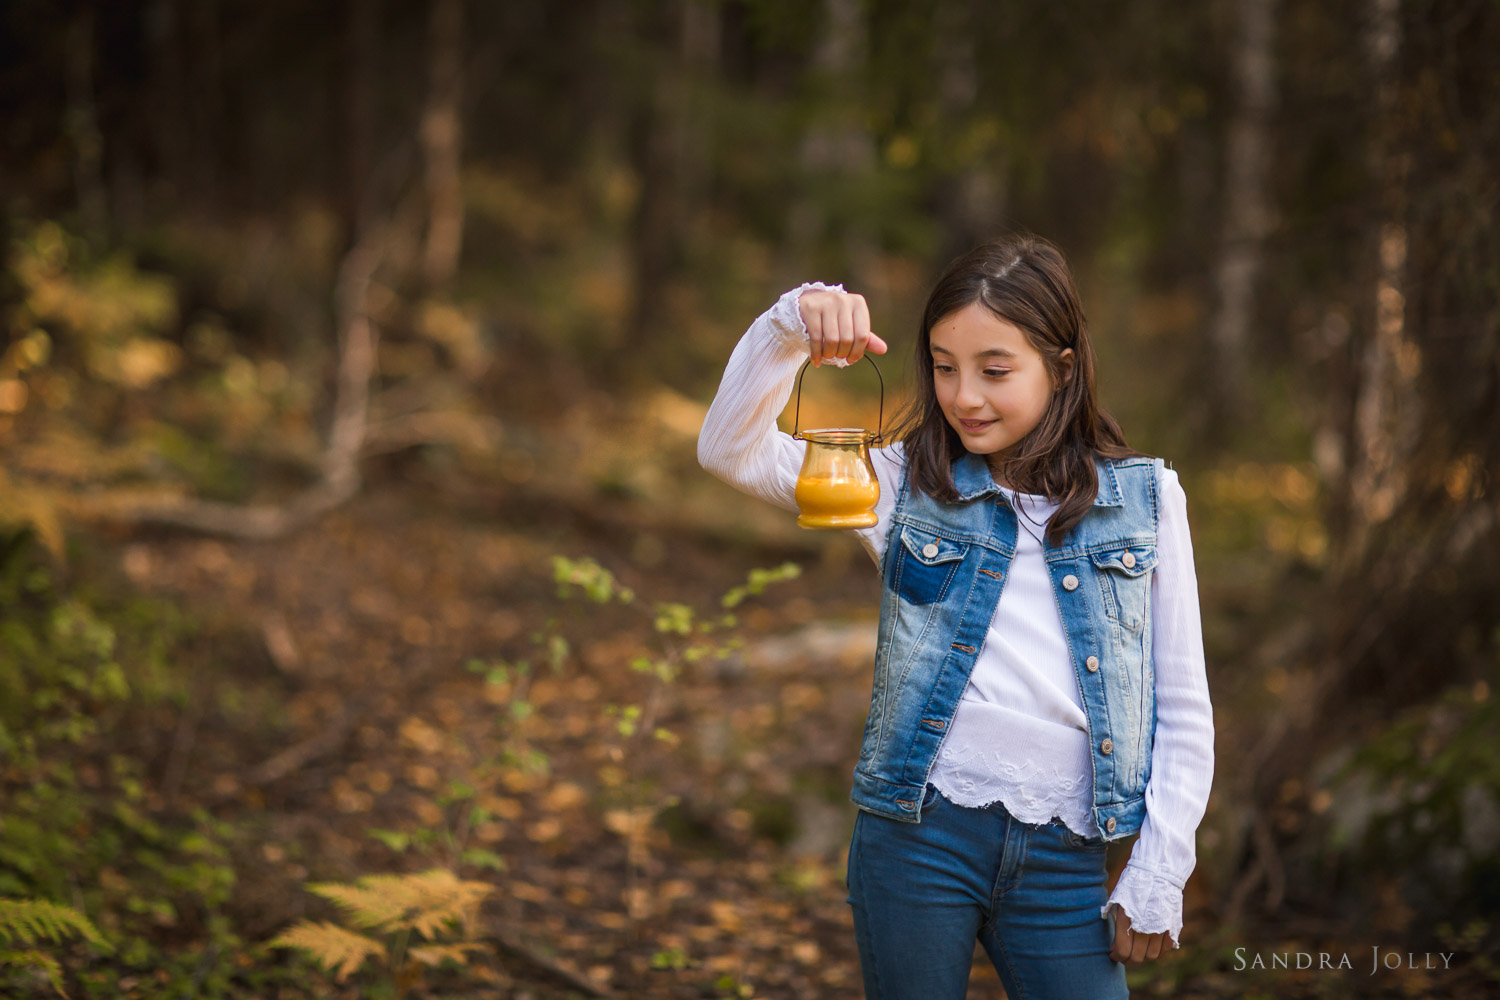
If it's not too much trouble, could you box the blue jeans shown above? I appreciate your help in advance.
[846,783,1129,1000]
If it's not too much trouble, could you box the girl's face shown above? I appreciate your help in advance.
[929,301,1074,462]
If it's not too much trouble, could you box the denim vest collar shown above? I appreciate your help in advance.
[949,450,1125,508]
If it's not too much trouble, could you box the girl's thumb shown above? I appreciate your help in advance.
[868,334,889,354]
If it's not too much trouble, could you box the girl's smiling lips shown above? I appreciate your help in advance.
[958,418,996,432]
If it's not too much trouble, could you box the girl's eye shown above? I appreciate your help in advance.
[985,369,1010,378]
[932,364,955,373]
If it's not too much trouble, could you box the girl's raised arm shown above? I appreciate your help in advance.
[697,284,902,563]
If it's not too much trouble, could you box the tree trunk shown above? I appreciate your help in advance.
[1206,0,1277,432]
[932,0,1003,263]
[65,5,107,236]
[1338,0,1419,569]
[625,0,720,360]
[341,0,378,251]
[781,0,878,292]
[421,0,465,294]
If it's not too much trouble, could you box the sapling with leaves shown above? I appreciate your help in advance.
[341,551,799,985]
[550,554,801,936]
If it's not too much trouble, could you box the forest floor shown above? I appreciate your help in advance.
[95,384,1491,1000]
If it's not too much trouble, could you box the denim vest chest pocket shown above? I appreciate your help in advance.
[1089,543,1157,630]
[894,524,970,606]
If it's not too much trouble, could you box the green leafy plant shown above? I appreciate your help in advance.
[550,553,800,966]
[349,552,799,991]
[0,528,254,995]
[0,898,112,997]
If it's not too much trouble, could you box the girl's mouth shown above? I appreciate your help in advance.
[958,419,995,432]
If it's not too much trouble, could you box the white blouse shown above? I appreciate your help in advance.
[696,283,1215,948]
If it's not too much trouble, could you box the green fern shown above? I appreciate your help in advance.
[0,950,65,997]
[0,898,112,998]
[0,899,109,951]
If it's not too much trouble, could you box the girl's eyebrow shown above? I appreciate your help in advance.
[930,345,1018,359]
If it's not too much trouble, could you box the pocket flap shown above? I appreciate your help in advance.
[1088,545,1157,576]
[900,525,969,566]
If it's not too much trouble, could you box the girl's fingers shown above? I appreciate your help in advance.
[853,294,872,338]
[835,300,855,359]
[1109,912,1130,963]
[849,295,882,361]
[802,290,885,365]
[806,306,825,366]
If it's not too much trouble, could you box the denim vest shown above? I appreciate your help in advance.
[851,451,1164,842]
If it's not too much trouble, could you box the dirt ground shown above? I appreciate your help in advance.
[108,441,1489,999]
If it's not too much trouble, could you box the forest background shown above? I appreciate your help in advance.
[0,0,1496,998]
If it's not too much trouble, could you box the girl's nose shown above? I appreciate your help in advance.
[955,376,985,409]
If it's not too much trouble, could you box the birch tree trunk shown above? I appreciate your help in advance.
[1338,0,1420,569]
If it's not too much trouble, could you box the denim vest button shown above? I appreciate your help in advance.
[1100,737,1113,755]
[1105,817,1118,834]
[922,542,939,559]
[1122,551,1137,568]
[1086,655,1100,672]
[1063,574,1079,591]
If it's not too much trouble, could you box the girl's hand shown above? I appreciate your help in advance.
[1109,907,1168,964]
[798,289,888,367]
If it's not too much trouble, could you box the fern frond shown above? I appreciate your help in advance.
[0,899,110,952]
[308,880,410,933]
[0,471,66,561]
[269,921,384,982]
[398,869,492,938]
[0,949,67,998]
[310,869,492,937]
[408,942,484,968]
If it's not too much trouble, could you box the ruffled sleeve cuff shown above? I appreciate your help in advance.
[766,282,851,365]
[1101,863,1185,949]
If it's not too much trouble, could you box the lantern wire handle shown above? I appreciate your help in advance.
[790,355,885,444]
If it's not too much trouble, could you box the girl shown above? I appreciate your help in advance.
[697,235,1214,999]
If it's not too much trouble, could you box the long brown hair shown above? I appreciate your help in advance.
[885,234,1149,544]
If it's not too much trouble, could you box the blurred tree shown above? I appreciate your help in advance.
[785,0,878,290]
[420,0,465,294]
[1206,0,1277,430]
[627,0,722,367]
[930,0,1004,265]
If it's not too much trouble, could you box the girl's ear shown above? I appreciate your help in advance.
[1056,347,1076,388]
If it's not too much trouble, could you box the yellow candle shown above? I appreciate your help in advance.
[795,476,880,529]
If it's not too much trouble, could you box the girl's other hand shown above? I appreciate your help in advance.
[1109,907,1168,964]
[798,289,888,367]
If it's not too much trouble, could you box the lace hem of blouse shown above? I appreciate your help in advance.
[928,748,1098,838]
